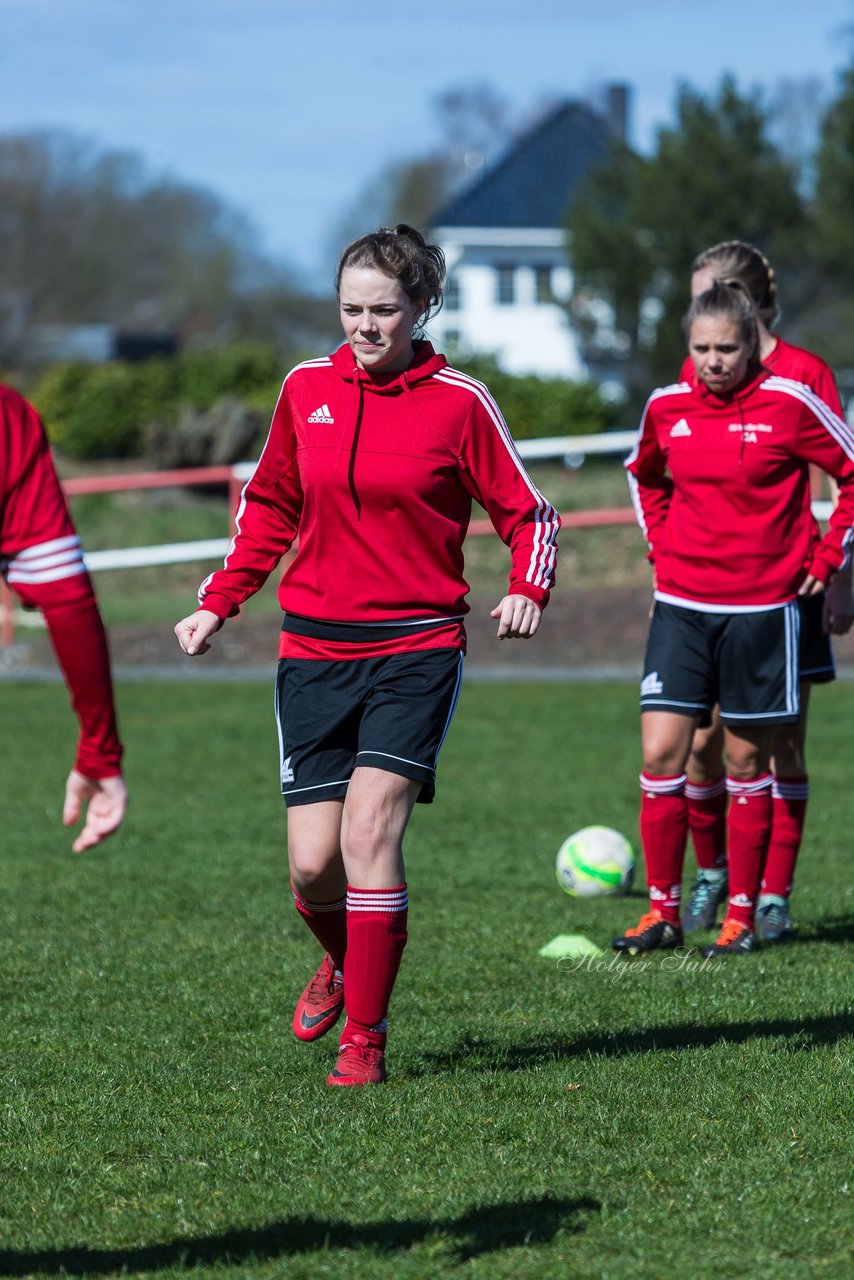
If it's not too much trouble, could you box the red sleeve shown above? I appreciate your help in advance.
[0,389,87,606]
[456,387,559,610]
[809,362,844,419]
[624,397,673,561]
[1,388,123,776]
[198,383,303,619]
[789,390,854,583]
[43,597,124,778]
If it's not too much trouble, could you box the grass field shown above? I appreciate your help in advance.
[1,678,852,1279]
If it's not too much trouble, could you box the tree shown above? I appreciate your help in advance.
[812,63,854,284]
[327,83,517,256]
[0,129,322,364]
[780,60,854,377]
[566,77,806,395]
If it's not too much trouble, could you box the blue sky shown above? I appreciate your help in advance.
[1,0,852,289]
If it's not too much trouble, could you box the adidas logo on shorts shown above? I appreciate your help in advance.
[640,671,664,696]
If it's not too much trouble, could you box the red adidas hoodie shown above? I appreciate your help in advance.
[199,342,559,656]
[625,367,854,610]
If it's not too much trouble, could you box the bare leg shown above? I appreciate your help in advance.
[287,799,346,899]
[340,766,422,887]
[686,709,725,784]
[641,711,698,778]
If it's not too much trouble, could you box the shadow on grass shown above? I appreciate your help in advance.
[413,1012,854,1076]
[798,912,854,944]
[0,1197,600,1275]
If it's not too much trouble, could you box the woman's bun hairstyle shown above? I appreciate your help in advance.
[691,240,779,329]
[336,224,446,329]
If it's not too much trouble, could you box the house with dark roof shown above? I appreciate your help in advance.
[428,88,628,384]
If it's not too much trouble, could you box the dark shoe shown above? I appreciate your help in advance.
[756,896,797,943]
[701,918,758,956]
[613,909,683,955]
[682,869,728,933]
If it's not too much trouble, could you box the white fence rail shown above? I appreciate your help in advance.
[86,432,640,574]
[0,431,838,646]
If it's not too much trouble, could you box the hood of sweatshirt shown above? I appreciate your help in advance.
[326,340,449,517]
[329,338,448,390]
[691,360,770,407]
[691,361,774,468]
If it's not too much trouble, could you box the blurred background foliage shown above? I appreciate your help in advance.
[2,65,854,460]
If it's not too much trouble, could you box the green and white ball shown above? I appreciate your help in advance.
[555,826,635,898]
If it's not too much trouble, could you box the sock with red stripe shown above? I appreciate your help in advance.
[685,776,728,870]
[291,883,348,972]
[761,775,809,898]
[725,774,773,927]
[639,773,687,924]
[341,884,408,1049]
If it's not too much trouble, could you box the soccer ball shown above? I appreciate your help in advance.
[555,826,635,898]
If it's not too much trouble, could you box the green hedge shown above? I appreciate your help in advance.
[32,345,283,460]
[31,344,615,460]
[449,353,617,439]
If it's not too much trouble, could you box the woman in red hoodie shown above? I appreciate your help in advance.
[615,280,854,958]
[677,242,854,944]
[175,225,559,1086]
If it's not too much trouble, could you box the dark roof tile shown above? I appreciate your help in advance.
[431,100,612,230]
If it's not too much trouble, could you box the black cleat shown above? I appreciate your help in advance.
[701,918,758,956]
[613,910,683,955]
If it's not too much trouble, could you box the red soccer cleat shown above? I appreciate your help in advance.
[326,1034,387,1087]
[292,953,345,1042]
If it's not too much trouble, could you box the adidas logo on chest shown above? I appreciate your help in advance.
[669,418,691,438]
[307,403,334,424]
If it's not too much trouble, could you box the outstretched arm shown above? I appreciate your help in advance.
[1,387,125,850]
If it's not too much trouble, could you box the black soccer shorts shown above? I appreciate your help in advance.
[640,599,801,726]
[798,591,835,684]
[274,648,465,807]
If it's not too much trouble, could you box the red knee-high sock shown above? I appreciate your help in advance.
[761,776,809,898]
[684,776,728,870]
[342,884,408,1049]
[639,773,687,924]
[725,775,773,927]
[291,883,348,971]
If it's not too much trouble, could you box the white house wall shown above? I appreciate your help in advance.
[428,228,587,380]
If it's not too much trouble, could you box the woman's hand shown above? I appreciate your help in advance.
[490,595,542,640]
[797,574,825,599]
[174,608,223,656]
[63,770,128,854]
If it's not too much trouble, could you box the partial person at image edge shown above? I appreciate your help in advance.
[0,384,127,853]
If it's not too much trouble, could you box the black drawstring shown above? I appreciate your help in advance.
[346,374,365,518]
